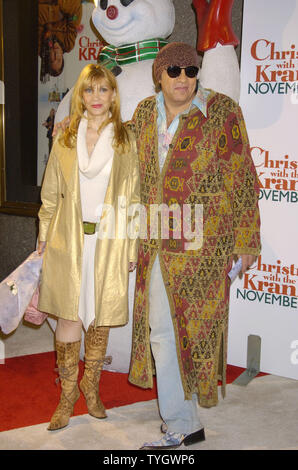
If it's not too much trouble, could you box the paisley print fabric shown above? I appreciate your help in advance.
[128,91,261,407]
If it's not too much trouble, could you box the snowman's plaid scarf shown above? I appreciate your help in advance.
[99,38,168,69]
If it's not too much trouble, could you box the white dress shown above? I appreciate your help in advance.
[77,118,114,331]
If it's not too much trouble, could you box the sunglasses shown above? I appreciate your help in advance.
[167,65,199,79]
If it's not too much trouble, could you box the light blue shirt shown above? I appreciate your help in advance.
[156,85,210,170]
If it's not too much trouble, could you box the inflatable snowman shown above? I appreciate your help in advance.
[55,0,241,122]
[55,0,175,123]
[52,0,241,373]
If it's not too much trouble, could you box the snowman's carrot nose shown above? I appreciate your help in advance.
[107,5,119,20]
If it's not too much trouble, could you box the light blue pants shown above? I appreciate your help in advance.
[148,257,203,435]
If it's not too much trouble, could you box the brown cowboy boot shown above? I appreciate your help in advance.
[80,325,111,419]
[48,340,81,431]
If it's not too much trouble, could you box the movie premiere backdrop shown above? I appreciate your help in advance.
[228,0,298,380]
[37,0,103,185]
[36,0,298,380]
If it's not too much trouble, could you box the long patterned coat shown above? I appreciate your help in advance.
[128,91,261,407]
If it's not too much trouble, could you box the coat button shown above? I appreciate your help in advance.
[61,193,64,198]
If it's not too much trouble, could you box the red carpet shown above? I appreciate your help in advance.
[0,351,266,432]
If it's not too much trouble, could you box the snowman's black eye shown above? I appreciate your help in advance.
[120,0,135,6]
[100,0,108,10]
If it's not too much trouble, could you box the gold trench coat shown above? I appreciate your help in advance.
[38,130,140,326]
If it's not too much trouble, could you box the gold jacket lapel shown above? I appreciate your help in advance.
[103,148,129,205]
[57,145,81,209]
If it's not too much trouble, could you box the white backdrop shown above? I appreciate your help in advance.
[228,0,298,379]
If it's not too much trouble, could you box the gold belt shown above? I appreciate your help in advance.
[83,221,98,235]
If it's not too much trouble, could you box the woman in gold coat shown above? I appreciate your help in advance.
[37,64,140,431]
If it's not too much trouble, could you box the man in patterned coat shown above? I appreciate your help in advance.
[128,42,261,449]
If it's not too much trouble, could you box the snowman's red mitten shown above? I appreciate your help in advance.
[193,0,239,51]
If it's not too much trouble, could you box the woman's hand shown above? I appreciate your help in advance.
[38,241,47,255]
[129,262,137,272]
